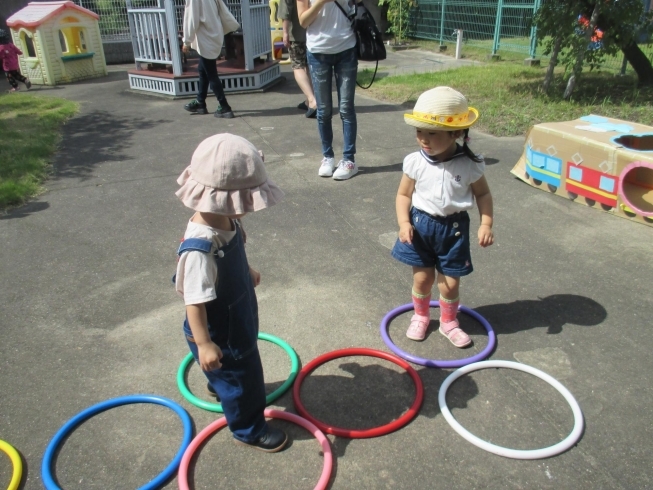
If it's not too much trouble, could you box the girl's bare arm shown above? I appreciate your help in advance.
[471,175,494,247]
[396,174,416,244]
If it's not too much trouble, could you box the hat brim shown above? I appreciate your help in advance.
[176,166,284,214]
[404,107,479,130]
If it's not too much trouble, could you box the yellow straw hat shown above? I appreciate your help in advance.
[404,86,479,130]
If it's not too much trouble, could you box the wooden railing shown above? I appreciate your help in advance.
[126,0,183,75]
[127,0,272,74]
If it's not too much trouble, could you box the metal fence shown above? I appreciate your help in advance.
[411,0,540,57]
[410,0,653,74]
[74,0,184,42]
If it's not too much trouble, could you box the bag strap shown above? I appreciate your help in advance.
[334,0,355,24]
[357,60,378,89]
[334,1,378,89]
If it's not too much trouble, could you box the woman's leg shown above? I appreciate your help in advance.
[196,57,210,106]
[290,42,316,110]
[202,56,230,110]
[307,50,334,159]
[333,47,358,163]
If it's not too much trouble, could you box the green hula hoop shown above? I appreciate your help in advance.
[177,332,300,413]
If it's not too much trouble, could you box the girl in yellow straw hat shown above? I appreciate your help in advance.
[391,87,494,347]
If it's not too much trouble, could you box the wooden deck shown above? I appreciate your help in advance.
[127,57,282,97]
[128,58,279,79]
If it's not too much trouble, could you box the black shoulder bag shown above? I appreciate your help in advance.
[334,1,386,89]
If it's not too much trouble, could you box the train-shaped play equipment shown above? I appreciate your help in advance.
[511,115,653,227]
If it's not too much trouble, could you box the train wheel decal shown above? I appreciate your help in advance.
[585,198,596,207]
[567,191,578,200]
[547,184,558,193]
[533,179,542,186]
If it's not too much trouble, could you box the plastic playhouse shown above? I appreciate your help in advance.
[6,1,107,86]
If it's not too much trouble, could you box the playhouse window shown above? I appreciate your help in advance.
[20,31,36,57]
[58,30,68,53]
[59,27,88,55]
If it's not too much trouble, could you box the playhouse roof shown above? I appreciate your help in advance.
[7,1,99,28]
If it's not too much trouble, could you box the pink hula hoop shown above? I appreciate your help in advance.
[178,409,333,490]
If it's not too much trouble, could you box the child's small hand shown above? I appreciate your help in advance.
[249,266,261,287]
[398,223,413,244]
[478,224,494,247]
[198,342,223,371]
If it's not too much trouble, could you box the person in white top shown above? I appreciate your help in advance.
[391,87,494,347]
[297,0,359,180]
[182,0,238,118]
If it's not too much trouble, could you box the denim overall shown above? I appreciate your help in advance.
[177,225,267,443]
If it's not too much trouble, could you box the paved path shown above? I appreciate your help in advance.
[1,50,652,489]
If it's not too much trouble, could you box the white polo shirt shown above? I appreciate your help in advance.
[404,149,485,217]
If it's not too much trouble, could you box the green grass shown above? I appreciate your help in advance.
[409,37,653,75]
[357,63,653,137]
[0,93,78,209]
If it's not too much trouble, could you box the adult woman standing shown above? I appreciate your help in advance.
[297,0,359,180]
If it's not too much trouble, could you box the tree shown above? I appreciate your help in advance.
[378,0,413,43]
[534,0,653,93]
[533,0,579,92]
[564,1,600,99]
[579,0,653,85]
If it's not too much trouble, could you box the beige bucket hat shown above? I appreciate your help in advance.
[176,133,284,215]
[404,86,479,130]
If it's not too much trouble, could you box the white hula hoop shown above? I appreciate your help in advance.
[438,360,584,460]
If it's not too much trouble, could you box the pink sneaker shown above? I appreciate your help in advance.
[406,314,430,341]
[439,319,472,348]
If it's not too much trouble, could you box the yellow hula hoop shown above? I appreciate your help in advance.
[0,440,22,490]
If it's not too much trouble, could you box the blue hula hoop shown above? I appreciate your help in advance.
[41,395,193,490]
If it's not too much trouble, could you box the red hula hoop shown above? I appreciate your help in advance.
[292,348,425,438]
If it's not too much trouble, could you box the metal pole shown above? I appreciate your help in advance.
[455,29,462,59]
[164,0,183,75]
[241,0,253,71]
[528,0,541,59]
[439,0,446,46]
[125,0,142,70]
[492,0,503,55]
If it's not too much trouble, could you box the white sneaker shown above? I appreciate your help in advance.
[318,157,336,177]
[333,160,358,180]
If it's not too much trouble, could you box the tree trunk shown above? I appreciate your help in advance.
[564,1,600,99]
[543,35,563,93]
[622,39,653,85]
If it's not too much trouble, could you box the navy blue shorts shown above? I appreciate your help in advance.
[391,207,473,277]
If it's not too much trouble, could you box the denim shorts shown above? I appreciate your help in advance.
[391,208,473,277]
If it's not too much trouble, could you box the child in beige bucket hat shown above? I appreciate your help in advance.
[174,133,289,452]
[391,87,495,347]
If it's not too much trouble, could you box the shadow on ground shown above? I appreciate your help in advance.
[474,294,607,335]
[53,110,171,182]
[292,360,479,459]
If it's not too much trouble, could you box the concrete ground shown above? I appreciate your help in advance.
[1,49,653,490]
